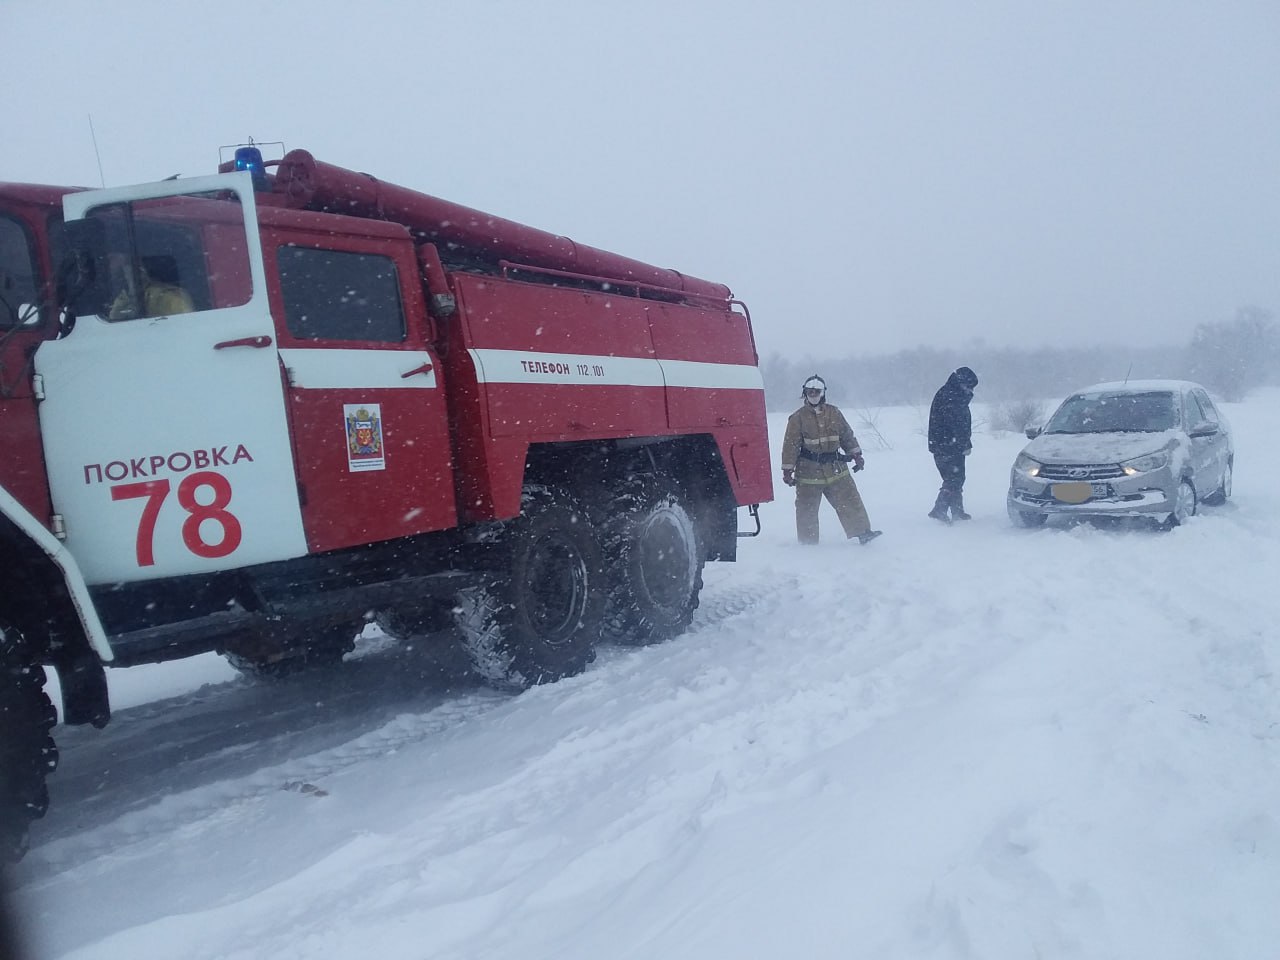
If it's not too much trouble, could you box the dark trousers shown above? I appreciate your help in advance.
[933,453,966,502]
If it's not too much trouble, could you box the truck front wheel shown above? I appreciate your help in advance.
[596,477,704,646]
[456,487,602,689]
[1,622,59,862]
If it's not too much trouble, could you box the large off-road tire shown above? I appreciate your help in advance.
[596,475,704,646]
[1,622,59,863]
[455,486,602,689]
[224,622,359,680]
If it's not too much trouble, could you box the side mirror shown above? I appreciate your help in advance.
[58,218,111,319]
[1024,426,1042,439]
[1190,422,1218,438]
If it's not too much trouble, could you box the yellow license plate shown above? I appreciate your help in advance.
[1051,482,1093,504]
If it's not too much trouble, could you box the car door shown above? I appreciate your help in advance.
[35,173,308,585]
[1191,388,1230,490]
[1182,389,1220,495]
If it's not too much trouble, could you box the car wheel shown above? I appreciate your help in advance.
[1203,460,1232,506]
[1007,501,1047,528]
[1169,479,1197,527]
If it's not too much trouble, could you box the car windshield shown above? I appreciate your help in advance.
[1044,391,1178,434]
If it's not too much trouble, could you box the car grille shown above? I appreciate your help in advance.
[1038,463,1126,481]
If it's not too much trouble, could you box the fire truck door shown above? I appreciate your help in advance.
[35,173,307,585]
[269,239,457,552]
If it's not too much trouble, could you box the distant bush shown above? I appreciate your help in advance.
[853,408,892,450]
[989,398,1046,434]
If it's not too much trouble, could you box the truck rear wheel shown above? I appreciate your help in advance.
[1,622,59,862]
[456,486,602,689]
[597,476,704,645]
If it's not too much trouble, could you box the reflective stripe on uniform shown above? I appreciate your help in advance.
[796,470,849,485]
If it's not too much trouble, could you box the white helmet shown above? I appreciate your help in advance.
[801,375,826,405]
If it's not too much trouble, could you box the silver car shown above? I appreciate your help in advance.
[1007,379,1233,529]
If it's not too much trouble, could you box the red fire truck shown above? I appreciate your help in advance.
[0,146,772,859]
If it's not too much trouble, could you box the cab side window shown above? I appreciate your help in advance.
[0,216,39,329]
[278,246,405,343]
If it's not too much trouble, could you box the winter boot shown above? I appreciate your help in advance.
[950,492,972,521]
[857,530,883,545]
[928,491,951,523]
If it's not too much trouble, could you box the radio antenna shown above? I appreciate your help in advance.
[87,114,106,187]
[1122,362,1132,385]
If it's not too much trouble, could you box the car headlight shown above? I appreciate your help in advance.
[1013,453,1042,477]
[1121,451,1169,476]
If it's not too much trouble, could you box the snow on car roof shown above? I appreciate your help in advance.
[1071,379,1199,396]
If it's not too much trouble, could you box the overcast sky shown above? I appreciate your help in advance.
[7,0,1278,359]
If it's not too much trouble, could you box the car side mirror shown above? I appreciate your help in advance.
[1024,426,1042,439]
[1190,422,1219,438]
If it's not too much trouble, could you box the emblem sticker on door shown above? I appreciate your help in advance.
[344,404,386,472]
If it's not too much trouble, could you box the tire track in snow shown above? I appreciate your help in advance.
[20,658,508,880]
[23,574,799,884]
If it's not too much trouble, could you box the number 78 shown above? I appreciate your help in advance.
[110,471,243,567]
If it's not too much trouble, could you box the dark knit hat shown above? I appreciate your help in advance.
[954,366,978,388]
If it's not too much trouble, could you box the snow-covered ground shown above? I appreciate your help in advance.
[10,390,1280,960]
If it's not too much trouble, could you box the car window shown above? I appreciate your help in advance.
[1181,391,1199,426]
[1194,389,1219,423]
[1044,391,1178,434]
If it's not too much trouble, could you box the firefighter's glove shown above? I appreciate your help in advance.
[852,454,865,472]
[782,469,796,487]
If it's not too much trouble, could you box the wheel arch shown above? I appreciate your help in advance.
[522,433,739,561]
[0,488,110,665]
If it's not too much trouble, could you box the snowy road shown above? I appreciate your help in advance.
[10,395,1280,959]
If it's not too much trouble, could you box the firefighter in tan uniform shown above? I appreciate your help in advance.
[107,255,194,320]
[780,376,882,545]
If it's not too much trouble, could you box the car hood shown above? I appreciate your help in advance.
[1023,430,1178,464]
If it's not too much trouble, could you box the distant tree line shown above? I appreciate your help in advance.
[1185,306,1280,402]
[760,305,1279,411]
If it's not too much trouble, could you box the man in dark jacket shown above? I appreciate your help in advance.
[927,366,979,522]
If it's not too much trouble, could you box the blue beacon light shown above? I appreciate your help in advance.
[233,146,268,191]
